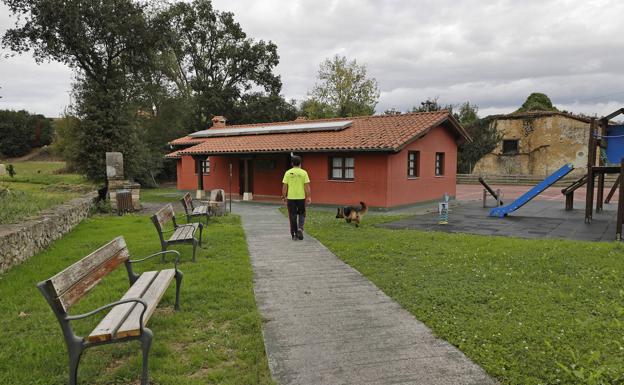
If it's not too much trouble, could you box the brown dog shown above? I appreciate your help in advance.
[336,202,368,227]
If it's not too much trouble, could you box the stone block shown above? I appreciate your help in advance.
[106,152,124,180]
[0,164,5,176]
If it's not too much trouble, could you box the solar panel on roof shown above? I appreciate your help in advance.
[189,121,352,138]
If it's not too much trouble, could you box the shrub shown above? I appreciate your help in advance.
[6,164,16,177]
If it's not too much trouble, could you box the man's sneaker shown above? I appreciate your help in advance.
[292,234,298,241]
[297,228,304,240]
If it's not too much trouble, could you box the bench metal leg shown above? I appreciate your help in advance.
[174,270,183,310]
[68,348,83,385]
[66,335,84,385]
[140,328,153,385]
[198,223,204,247]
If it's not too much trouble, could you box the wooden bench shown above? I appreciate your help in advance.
[37,236,183,385]
[180,192,210,223]
[151,203,203,262]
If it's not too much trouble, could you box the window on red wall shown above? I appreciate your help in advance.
[408,151,420,177]
[435,152,445,176]
[195,158,210,175]
[329,156,354,180]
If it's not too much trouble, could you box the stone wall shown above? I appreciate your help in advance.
[473,113,590,177]
[0,192,97,274]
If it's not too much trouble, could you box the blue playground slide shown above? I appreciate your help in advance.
[489,163,575,218]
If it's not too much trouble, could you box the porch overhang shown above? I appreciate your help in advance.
[177,147,396,157]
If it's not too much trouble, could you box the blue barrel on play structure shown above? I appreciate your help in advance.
[606,125,624,164]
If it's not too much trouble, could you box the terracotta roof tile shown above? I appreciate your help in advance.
[169,136,206,146]
[164,149,183,159]
[171,111,467,156]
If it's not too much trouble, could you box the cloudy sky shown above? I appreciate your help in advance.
[1,0,624,118]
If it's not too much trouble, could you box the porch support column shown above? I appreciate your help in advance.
[243,159,249,193]
[193,155,206,199]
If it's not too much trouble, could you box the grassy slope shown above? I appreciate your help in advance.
[0,214,273,385]
[303,209,624,385]
[0,161,92,224]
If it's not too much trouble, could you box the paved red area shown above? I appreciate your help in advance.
[456,184,615,203]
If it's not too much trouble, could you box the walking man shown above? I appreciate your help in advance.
[282,155,311,240]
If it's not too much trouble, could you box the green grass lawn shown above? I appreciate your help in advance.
[0,214,273,385]
[0,161,88,185]
[0,161,93,224]
[141,187,182,203]
[302,209,624,385]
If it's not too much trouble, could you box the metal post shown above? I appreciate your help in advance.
[617,160,624,241]
[228,162,232,214]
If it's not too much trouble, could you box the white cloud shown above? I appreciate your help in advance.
[1,0,624,118]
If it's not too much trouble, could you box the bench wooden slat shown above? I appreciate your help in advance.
[192,206,208,215]
[170,228,183,241]
[115,269,176,339]
[87,271,158,343]
[49,236,127,299]
[59,247,130,310]
[185,225,197,238]
[183,193,193,209]
[177,229,186,241]
[154,204,175,230]
[170,224,197,241]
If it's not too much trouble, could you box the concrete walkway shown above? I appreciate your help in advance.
[237,204,497,385]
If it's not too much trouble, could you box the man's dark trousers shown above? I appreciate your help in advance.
[287,199,306,236]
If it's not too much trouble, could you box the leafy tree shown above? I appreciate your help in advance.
[454,102,479,125]
[411,97,448,113]
[158,0,282,130]
[516,93,558,113]
[29,114,53,147]
[3,0,160,182]
[303,55,379,118]
[383,108,402,116]
[456,102,501,174]
[299,99,337,120]
[0,110,53,158]
[71,77,152,183]
[230,93,297,125]
[52,114,82,171]
[0,110,32,157]
[138,96,195,182]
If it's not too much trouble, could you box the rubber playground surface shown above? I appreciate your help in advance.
[455,184,605,203]
[384,185,621,242]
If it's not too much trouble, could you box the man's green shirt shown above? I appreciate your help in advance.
[282,167,310,199]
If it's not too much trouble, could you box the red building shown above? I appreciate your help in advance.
[166,111,470,208]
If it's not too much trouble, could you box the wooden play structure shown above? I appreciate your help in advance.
[479,177,504,207]
[561,108,624,240]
